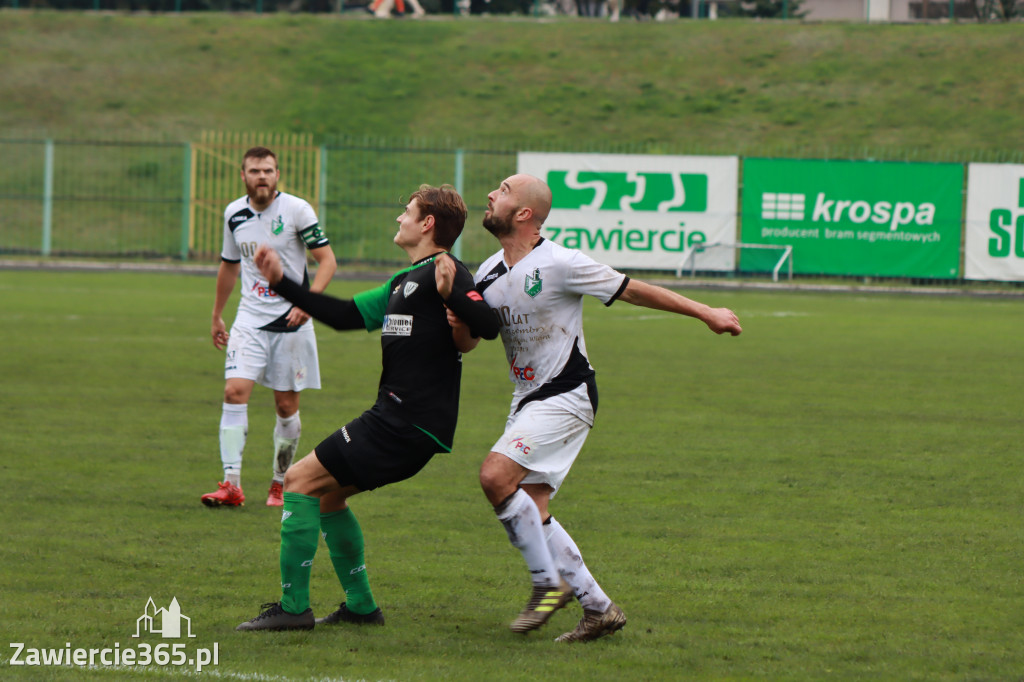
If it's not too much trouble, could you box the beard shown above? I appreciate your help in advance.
[482,210,514,238]
[246,180,276,204]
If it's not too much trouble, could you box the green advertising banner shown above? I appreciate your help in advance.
[740,159,963,279]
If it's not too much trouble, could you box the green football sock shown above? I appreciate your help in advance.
[320,507,378,615]
[279,491,321,615]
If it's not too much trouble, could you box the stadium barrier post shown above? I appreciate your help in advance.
[42,139,54,257]
[180,143,191,261]
[452,148,464,261]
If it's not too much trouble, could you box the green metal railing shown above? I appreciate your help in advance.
[2,134,1022,270]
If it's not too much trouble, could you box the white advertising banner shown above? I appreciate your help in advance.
[965,163,1024,282]
[517,152,739,271]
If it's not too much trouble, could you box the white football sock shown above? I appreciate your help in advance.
[219,403,248,486]
[495,489,560,588]
[273,411,301,483]
[544,516,612,612]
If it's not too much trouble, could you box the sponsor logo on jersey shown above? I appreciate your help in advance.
[508,435,536,459]
[271,215,284,235]
[524,268,542,297]
[228,208,255,231]
[404,282,419,297]
[252,281,279,298]
[381,314,413,336]
[493,306,531,327]
[510,354,535,382]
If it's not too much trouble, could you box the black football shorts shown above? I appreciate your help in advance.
[314,402,440,491]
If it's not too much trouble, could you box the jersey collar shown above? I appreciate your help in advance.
[413,251,447,266]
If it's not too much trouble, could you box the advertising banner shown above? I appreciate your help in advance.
[740,159,963,279]
[964,163,1024,282]
[517,152,739,271]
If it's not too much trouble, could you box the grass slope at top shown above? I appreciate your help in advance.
[1,12,1023,156]
[2,271,1024,681]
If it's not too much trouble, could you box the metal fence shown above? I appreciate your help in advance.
[1,138,190,260]
[0,133,521,268]
[3,134,1022,271]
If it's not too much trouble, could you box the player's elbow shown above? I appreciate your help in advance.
[475,317,499,341]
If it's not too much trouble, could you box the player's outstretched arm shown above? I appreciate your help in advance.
[254,244,365,332]
[285,244,337,327]
[618,279,742,336]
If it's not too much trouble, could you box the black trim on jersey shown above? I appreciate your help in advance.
[222,257,241,264]
[606,276,630,307]
[227,207,255,233]
[476,261,508,294]
[513,337,598,416]
[476,239,544,294]
[259,270,313,333]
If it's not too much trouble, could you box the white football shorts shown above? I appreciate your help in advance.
[224,322,321,392]
[490,386,594,497]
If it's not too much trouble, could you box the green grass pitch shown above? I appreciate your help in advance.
[2,269,1023,681]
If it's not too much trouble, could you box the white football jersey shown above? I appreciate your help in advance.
[475,239,629,421]
[221,191,329,331]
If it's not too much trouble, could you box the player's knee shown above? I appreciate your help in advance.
[274,394,299,417]
[479,464,511,502]
[223,385,248,404]
[282,467,304,493]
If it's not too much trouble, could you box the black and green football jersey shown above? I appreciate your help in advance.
[273,252,497,451]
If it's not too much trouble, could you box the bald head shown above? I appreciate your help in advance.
[507,174,552,227]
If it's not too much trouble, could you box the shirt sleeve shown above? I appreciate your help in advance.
[272,276,368,331]
[221,212,241,262]
[297,201,329,250]
[445,261,499,340]
[352,277,395,331]
[564,250,629,306]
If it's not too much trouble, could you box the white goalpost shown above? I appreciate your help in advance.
[675,242,794,282]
